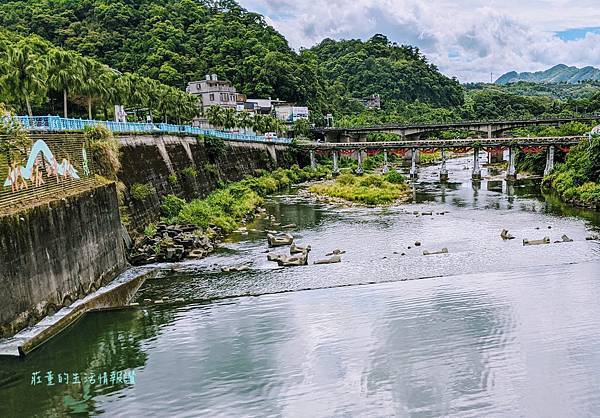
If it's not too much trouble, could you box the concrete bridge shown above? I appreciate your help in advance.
[299,135,586,181]
[312,116,600,142]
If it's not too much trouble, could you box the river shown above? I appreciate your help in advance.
[1,154,599,417]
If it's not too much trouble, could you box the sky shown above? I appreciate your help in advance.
[237,0,600,83]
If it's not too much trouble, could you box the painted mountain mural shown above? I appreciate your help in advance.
[496,64,600,84]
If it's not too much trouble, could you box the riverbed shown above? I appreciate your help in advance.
[1,154,599,417]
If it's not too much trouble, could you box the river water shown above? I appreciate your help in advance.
[1,155,599,417]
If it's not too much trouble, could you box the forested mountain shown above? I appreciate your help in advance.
[0,0,324,109]
[309,35,464,109]
[496,64,600,84]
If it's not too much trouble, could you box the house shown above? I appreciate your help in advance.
[245,98,286,114]
[358,94,381,110]
[186,74,238,114]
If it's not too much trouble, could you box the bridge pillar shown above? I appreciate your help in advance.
[382,149,389,174]
[355,150,364,175]
[332,150,340,176]
[506,146,517,181]
[309,149,316,170]
[409,148,418,180]
[544,145,555,176]
[440,148,448,182]
[472,147,482,180]
[488,148,504,164]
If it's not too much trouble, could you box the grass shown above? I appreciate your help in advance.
[130,183,155,201]
[309,172,410,205]
[162,165,326,233]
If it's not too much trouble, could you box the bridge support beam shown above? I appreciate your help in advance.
[356,150,364,175]
[507,146,517,181]
[309,149,316,170]
[409,148,418,180]
[382,149,389,174]
[440,148,448,182]
[472,147,482,180]
[544,145,555,176]
[332,150,340,176]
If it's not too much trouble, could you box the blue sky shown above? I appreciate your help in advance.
[238,0,600,82]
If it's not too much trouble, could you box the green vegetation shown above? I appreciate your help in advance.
[130,182,155,201]
[181,166,198,180]
[309,172,410,205]
[85,125,121,180]
[0,30,198,121]
[144,223,157,237]
[311,35,463,110]
[542,135,600,208]
[162,166,325,233]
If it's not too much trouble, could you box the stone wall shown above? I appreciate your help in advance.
[117,134,305,232]
[0,182,127,337]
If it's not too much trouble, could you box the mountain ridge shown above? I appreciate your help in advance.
[496,64,600,84]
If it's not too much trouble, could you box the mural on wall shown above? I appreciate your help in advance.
[3,139,80,192]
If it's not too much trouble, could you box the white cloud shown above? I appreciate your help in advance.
[238,0,600,82]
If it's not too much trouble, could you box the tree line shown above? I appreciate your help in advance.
[0,33,199,123]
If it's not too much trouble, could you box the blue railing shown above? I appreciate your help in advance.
[14,115,292,144]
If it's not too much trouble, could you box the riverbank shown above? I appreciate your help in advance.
[542,135,600,209]
[129,165,327,264]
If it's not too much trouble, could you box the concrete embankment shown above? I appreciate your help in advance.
[0,182,128,338]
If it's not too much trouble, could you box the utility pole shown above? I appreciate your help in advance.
[490,72,493,84]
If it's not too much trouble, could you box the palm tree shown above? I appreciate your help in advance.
[77,58,113,119]
[222,107,237,130]
[236,111,254,133]
[206,105,225,129]
[47,49,84,118]
[1,43,47,118]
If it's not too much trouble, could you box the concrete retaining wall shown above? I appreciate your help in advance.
[117,134,305,231]
[0,182,127,337]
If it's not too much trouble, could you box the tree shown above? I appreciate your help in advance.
[76,58,110,119]
[1,42,47,118]
[222,107,237,130]
[236,111,254,133]
[47,48,84,118]
[206,105,224,129]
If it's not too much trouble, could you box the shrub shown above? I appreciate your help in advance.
[130,183,155,201]
[181,166,197,180]
[162,194,186,218]
[144,223,157,237]
[384,171,406,184]
[85,125,121,180]
[168,173,178,184]
[203,162,218,176]
[309,173,409,205]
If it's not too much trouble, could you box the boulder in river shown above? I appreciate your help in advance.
[501,229,515,240]
[267,253,285,262]
[314,254,342,264]
[267,233,294,247]
[290,243,311,254]
[586,235,599,241]
[561,235,573,243]
[423,248,448,255]
[326,249,346,256]
[276,250,310,267]
[523,237,550,246]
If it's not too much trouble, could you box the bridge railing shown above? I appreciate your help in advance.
[14,116,292,145]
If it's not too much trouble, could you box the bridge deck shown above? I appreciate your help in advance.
[298,136,586,150]
[314,115,600,134]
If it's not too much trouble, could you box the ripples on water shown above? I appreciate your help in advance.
[1,155,599,417]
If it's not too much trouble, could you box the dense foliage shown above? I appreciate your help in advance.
[543,135,600,208]
[310,35,464,111]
